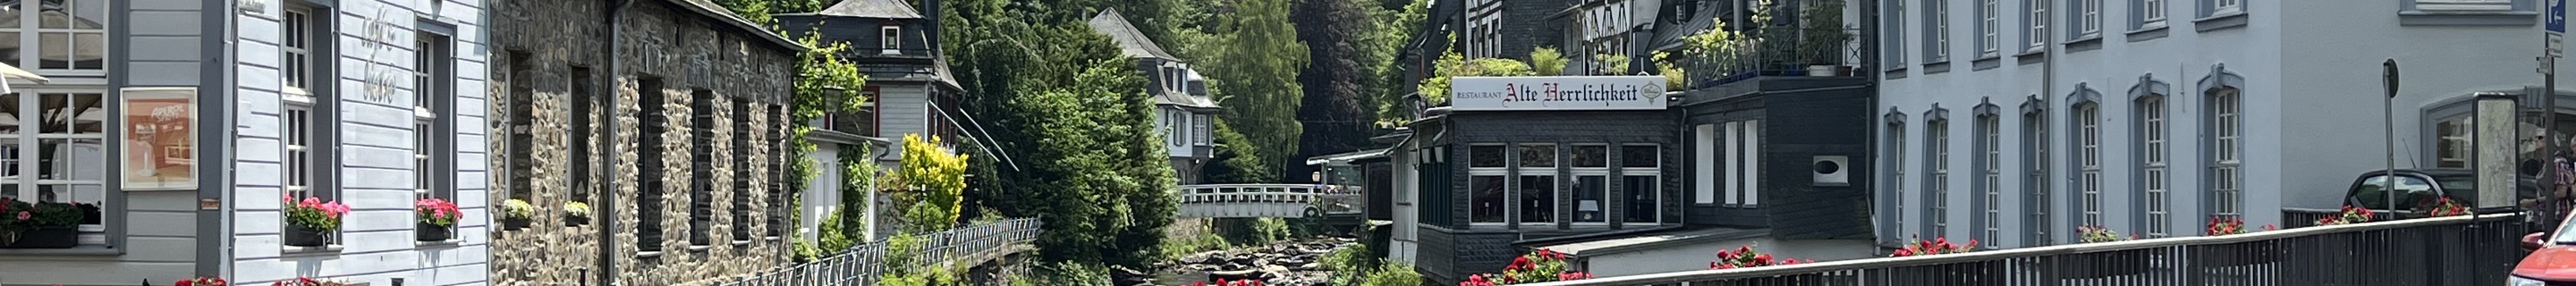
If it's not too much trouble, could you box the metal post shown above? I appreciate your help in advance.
[2386,60,2402,213]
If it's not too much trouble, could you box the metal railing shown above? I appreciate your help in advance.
[710,218,1044,285]
[1521,213,2529,286]
[1680,28,1862,89]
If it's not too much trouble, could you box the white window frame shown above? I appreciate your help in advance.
[4,88,112,245]
[2212,0,2242,13]
[1192,114,1210,147]
[1571,144,1611,225]
[2026,0,2048,51]
[2023,110,2052,246]
[2417,0,2512,11]
[2140,0,2166,26]
[1621,144,1662,224]
[2139,97,2168,238]
[1926,0,1951,61]
[1724,122,1745,206]
[2209,89,2242,219]
[1979,115,2000,246]
[2436,119,2470,168]
[879,25,901,55]
[1888,0,1908,66]
[1928,120,1950,234]
[1470,144,1510,226]
[1518,143,1560,226]
[413,34,442,202]
[281,4,339,247]
[2080,0,2102,36]
[1742,122,1761,206]
[1889,122,1909,237]
[1979,0,1999,56]
[1695,124,1717,205]
[284,7,315,95]
[2076,105,2102,226]
[3,0,110,76]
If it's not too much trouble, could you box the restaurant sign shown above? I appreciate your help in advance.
[121,88,197,190]
[1450,76,1668,111]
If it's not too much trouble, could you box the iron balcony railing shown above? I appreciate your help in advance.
[1520,213,2529,286]
[708,217,1043,285]
[1680,28,1862,89]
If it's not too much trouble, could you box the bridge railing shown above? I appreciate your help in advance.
[1177,184,1326,204]
[711,218,1044,285]
[1518,213,2529,286]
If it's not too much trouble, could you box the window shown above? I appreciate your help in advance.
[414,30,455,236]
[504,51,535,206]
[2072,0,2102,38]
[1193,114,1210,147]
[1886,120,1909,239]
[2023,108,2052,246]
[1926,120,1950,234]
[2138,97,2168,238]
[1923,0,1949,61]
[2,89,108,243]
[1694,125,1717,205]
[635,77,668,253]
[1519,144,1558,224]
[570,67,596,204]
[1886,0,1907,66]
[2212,0,2241,13]
[1621,144,1659,223]
[2209,88,2242,219]
[1979,0,1998,55]
[767,104,788,238]
[2025,0,2048,50]
[0,0,108,74]
[1169,110,1185,147]
[1732,121,1763,206]
[689,89,716,247]
[2075,104,2102,227]
[733,97,754,242]
[1979,115,1999,246]
[2436,119,2470,168]
[1572,145,1608,224]
[281,4,338,246]
[1724,122,1744,206]
[2140,0,2165,26]
[879,25,901,54]
[1470,145,1507,224]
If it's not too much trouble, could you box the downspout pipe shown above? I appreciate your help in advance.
[600,0,637,284]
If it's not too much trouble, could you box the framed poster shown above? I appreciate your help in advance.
[120,87,196,190]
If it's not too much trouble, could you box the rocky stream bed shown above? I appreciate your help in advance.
[1116,238,1356,286]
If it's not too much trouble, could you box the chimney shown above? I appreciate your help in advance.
[923,0,941,56]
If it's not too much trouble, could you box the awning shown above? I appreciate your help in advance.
[1305,147,1391,166]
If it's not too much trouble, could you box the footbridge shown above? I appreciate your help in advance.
[1174,184,1362,219]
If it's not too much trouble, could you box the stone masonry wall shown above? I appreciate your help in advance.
[492,0,801,285]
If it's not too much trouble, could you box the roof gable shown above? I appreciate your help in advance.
[1088,9,1180,60]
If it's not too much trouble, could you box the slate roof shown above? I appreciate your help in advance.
[1089,9,1181,60]
[1157,70,1217,109]
[1649,1,1722,52]
[776,0,927,19]
[671,0,810,51]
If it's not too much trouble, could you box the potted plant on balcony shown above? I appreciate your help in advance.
[501,198,535,229]
[283,195,348,247]
[415,198,460,241]
[564,201,593,226]
[0,199,84,248]
[1798,0,1854,76]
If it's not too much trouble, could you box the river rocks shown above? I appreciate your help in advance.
[1154,238,1354,286]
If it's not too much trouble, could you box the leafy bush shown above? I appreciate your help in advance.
[1041,262,1115,286]
[1361,261,1425,286]
[1160,231,1230,261]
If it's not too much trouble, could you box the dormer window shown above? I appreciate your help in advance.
[879,24,901,55]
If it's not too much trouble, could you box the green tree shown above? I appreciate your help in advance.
[1206,0,1309,180]
[1530,46,1568,76]
[893,134,970,231]
[1415,51,1534,105]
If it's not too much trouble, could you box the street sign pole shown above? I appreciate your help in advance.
[2545,0,2564,227]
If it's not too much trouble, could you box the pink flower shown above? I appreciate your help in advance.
[13,211,26,220]
[301,198,320,207]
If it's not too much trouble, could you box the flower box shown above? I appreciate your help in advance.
[416,223,453,241]
[504,217,532,229]
[4,226,77,248]
[284,224,331,247]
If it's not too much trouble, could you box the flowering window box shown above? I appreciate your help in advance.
[416,223,453,241]
[4,226,77,248]
[284,224,332,247]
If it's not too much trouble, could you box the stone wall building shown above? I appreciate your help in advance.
[488,0,806,284]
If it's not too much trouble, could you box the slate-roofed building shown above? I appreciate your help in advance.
[775,0,971,242]
[488,0,809,284]
[1091,9,1219,184]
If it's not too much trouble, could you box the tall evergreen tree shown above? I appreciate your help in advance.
[1289,0,1376,183]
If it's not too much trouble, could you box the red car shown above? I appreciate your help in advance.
[2517,211,2576,285]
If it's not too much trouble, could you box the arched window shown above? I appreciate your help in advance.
[2131,75,2171,238]
[2200,65,2245,220]
[2068,84,2104,229]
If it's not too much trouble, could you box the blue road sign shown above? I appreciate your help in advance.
[2554,0,2567,33]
